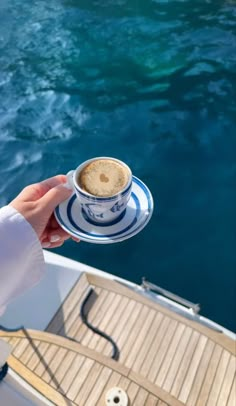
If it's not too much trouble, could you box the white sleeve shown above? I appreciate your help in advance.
[0,205,45,315]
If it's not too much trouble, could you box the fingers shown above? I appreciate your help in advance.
[42,235,80,249]
[48,217,80,241]
[37,174,69,199]
[17,175,69,202]
[49,213,62,230]
[41,225,70,245]
[41,212,80,248]
[72,237,80,242]
[42,240,64,249]
[39,175,67,192]
[47,229,71,243]
[40,183,72,212]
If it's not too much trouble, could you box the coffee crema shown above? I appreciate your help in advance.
[78,159,130,197]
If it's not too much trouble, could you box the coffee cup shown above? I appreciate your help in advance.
[67,157,132,224]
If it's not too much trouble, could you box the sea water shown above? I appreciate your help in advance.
[0,0,235,331]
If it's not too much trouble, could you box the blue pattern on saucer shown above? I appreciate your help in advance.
[67,193,140,237]
[55,176,154,244]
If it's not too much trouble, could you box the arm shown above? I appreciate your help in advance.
[0,175,77,314]
[0,205,44,315]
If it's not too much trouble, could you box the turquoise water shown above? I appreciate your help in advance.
[0,0,235,331]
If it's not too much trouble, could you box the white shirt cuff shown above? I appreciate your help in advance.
[0,205,45,313]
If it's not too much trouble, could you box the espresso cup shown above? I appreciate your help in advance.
[67,157,132,224]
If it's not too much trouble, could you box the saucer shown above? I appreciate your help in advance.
[54,176,154,244]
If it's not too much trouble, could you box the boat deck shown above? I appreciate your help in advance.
[1,272,235,405]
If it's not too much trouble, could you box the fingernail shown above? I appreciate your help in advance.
[50,235,61,243]
[72,237,80,242]
[42,242,51,248]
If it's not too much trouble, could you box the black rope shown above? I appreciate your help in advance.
[80,288,120,361]
[0,288,120,375]
[0,363,8,382]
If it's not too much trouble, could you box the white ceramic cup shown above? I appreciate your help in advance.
[67,157,132,224]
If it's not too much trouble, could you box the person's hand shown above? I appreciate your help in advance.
[10,175,79,248]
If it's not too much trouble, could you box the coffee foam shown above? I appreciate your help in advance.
[78,159,129,197]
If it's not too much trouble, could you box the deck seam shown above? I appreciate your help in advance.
[186,338,214,405]
[147,317,172,381]
[152,320,179,384]
[155,323,186,388]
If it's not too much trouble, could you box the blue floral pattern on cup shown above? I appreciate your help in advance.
[110,201,125,213]
[67,157,132,224]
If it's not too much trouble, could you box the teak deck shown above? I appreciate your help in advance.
[1,272,235,405]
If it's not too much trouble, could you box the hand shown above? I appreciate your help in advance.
[10,175,79,248]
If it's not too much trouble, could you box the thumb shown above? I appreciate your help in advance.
[40,183,72,212]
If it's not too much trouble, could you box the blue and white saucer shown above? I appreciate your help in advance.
[55,176,154,244]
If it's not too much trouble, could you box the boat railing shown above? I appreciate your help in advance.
[141,278,201,314]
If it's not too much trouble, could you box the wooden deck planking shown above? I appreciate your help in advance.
[102,298,137,356]
[27,342,50,371]
[87,293,124,352]
[146,393,159,405]
[67,357,95,401]
[118,375,131,390]
[6,331,233,406]
[133,387,149,405]
[148,319,179,383]
[119,304,150,363]
[206,349,231,406]
[195,344,223,406]
[8,337,20,348]
[162,326,193,393]
[140,315,170,378]
[94,295,130,355]
[59,353,85,395]
[186,339,215,406]
[74,361,104,405]
[125,307,156,369]
[78,366,112,406]
[34,344,58,378]
[217,356,236,406]
[178,334,208,403]
[49,350,76,390]
[96,371,122,405]
[227,373,236,406]
[80,290,116,347]
[2,329,181,406]
[41,347,67,384]
[12,338,29,358]
[66,286,102,340]
[126,381,140,403]
[155,323,186,388]
[75,288,109,344]
[130,370,185,406]
[20,340,41,365]
[170,331,200,398]
[87,273,235,354]
[108,300,143,359]
[132,311,164,373]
